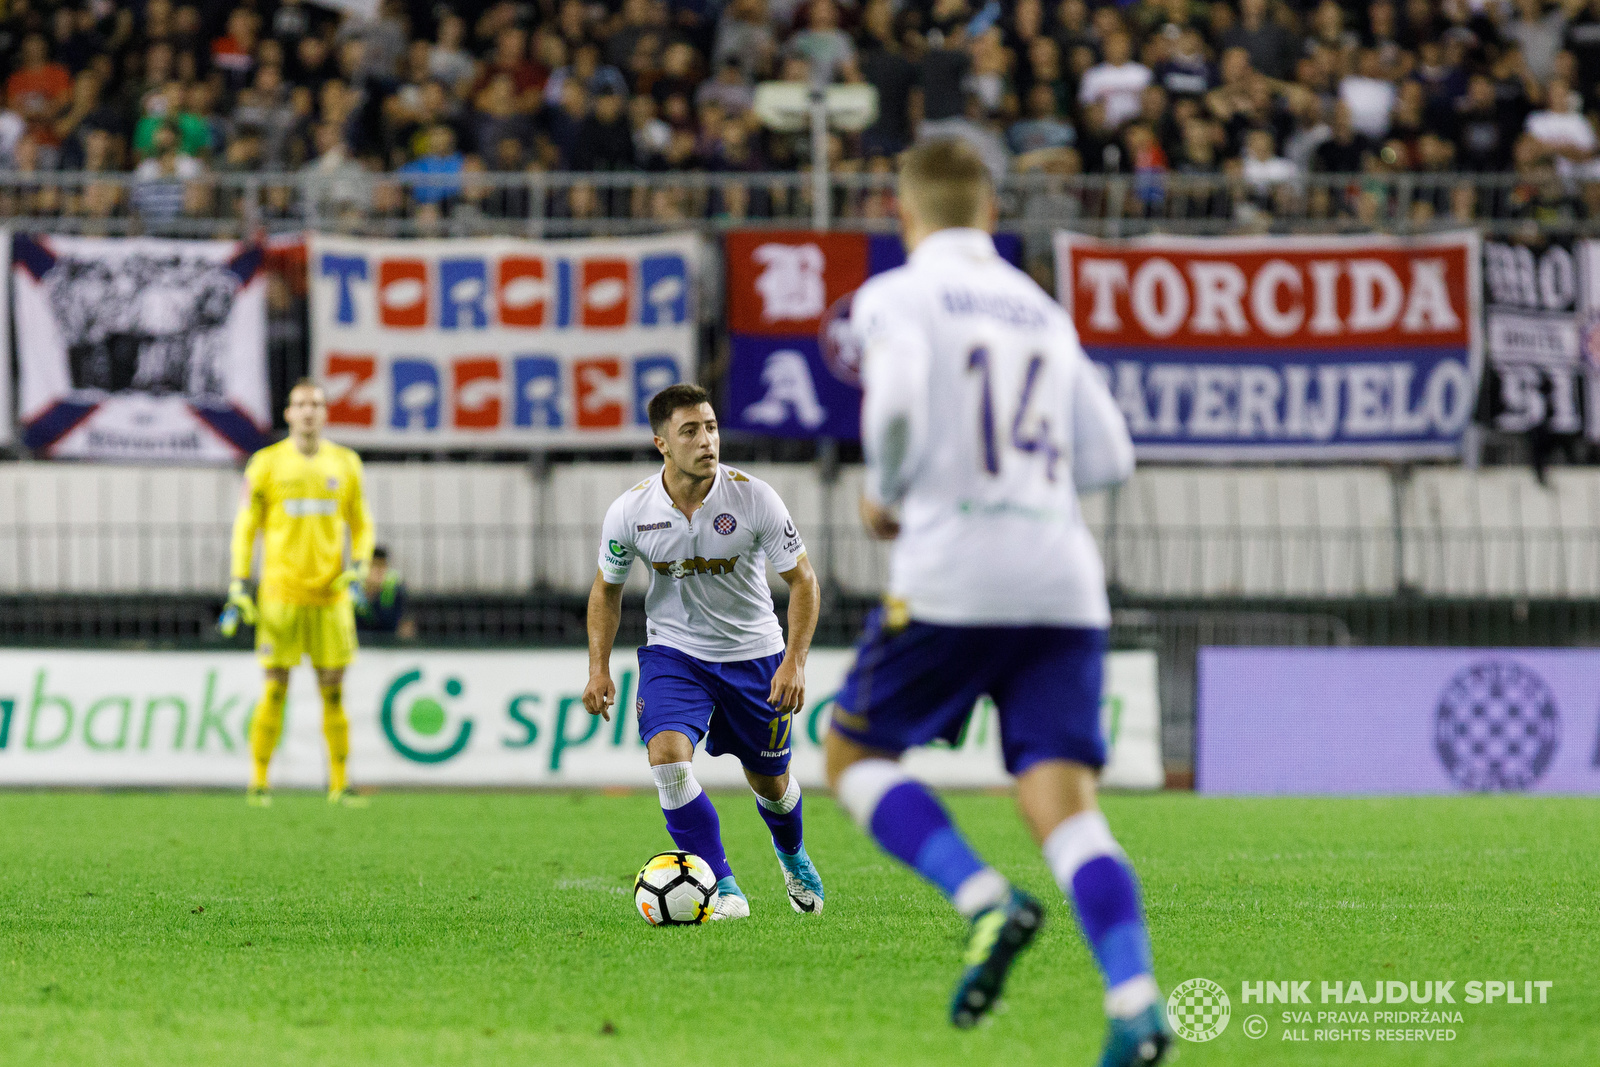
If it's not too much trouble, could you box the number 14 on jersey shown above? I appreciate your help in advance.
[968,346,1063,481]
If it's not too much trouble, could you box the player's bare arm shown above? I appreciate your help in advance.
[768,554,819,714]
[858,496,900,541]
[584,570,624,720]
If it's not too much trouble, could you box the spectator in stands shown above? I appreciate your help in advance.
[574,82,636,172]
[1338,49,1397,141]
[1501,0,1583,83]
[1155,27,1214,102]
[1314,102,1374,173]
[1078,29,1150,132]
[0,0,1582,231]
[1010,84,1076,159]
[210,10,259,93]
[1454,73,1517,172]
[6,33,71,154]
[788,0,855,85]
[713,0,777,83]
[1566,0,1600,109]
[132,119,203,223]
[1242,127,1298,196]
[398,123,464,208]
[1524,76,1598,170]
[355,547,415,640]
[301,121,367,221]
[1220,0,1296,81]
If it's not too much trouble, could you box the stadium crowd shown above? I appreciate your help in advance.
[0,0,1597,226]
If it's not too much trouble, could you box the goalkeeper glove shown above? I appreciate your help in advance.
[333,561,371,609]
[221,579,257,635]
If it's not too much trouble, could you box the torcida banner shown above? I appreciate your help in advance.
[309,233,698,448]
[1055,231,1482,461]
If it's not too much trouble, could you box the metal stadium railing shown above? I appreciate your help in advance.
[0,169,1593,239]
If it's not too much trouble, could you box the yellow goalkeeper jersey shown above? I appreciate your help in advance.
[231,438,375,606]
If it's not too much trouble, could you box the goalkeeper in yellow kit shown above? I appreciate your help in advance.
[228,379,375,806]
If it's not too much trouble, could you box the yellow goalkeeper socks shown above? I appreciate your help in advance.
[321,683,350,795]
[249,679,288,790]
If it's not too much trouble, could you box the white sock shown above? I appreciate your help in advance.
[650,761,702,810]
[754,776,801,814]
[1044,811,1156,1019]
[1105,975,1161,1019]
[834,758,908,828]
[952,867,1011,919]
[1041,809,1125,891]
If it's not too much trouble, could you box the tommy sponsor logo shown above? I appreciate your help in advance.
[636,521,672,532]
[652,556,739,578]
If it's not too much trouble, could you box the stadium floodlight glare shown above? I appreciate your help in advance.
[753,82,879,231]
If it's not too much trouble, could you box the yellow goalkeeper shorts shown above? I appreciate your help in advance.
[255,599,358,670]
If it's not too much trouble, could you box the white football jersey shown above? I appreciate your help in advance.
[852,227,1134,626]
[598,465,806,661]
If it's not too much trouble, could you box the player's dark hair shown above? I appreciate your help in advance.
[647,383,713,433]
[372,546,389,562]
[899,137,993,230]
[289,376,323,396]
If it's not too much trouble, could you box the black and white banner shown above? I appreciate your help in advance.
[1479,238,1600,443]
[13,234,271,461]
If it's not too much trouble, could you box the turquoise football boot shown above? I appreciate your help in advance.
[1097,1002,1173,1067]
[949,887,1044,1028]
[774,844,825,914]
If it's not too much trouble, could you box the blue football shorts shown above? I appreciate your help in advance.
[636,644,793,776]
[832,607,1109,775]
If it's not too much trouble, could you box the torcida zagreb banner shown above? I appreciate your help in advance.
[309,233,698,447]
[1055,231,1482,461]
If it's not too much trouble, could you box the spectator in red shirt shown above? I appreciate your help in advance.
[6,34,72,149]
[472,26,546,113]
[211,10,260,92]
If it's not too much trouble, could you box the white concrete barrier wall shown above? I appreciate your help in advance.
[3,462,1599,598]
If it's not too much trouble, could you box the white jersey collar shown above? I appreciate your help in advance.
[655,464,723,514]
[909,228,997,266]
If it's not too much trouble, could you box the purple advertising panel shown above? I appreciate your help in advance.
[1197,648,1600,794]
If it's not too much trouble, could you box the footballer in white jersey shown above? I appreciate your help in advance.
[583,384,826,919]
[824,140,1171,1065]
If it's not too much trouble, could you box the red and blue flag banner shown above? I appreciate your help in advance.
[1055,231,1483,461]
[309,233,698,448]
[723,230,1022,440]
[13,234,270,462]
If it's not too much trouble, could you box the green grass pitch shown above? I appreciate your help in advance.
[0,791,1593,1066]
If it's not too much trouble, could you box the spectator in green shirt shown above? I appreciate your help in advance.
[133,82,212,159]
